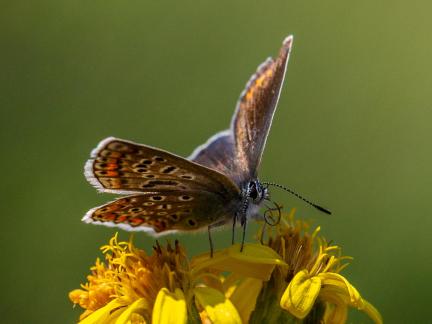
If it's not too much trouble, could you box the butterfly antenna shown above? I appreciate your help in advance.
[262,182,332,215]
[260,199,282,244]
[263,199,283,226]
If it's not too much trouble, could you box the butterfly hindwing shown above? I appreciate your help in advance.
[85,137,241,196]
[188,130,244,186]
[83,191,231,234]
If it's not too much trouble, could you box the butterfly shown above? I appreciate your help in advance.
[83,35,329,255]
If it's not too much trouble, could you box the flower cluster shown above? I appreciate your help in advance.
[69,210,382,323]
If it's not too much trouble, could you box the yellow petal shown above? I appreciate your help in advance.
[362,300,383,324]
[280,270,322,319]
[222,273,243,296]
[321,291,349,324]
[194,286,242,324]
[318,273,383,324]
[320,298,383,324]
[191,243,286,281]
[79,298,129,324]
[115,298,149,324]
[319,272,362,304]
[152,288,187,324]
[228,277,263,323]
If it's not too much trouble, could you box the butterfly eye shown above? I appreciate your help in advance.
[250,188,258,200]
[248,182,258,200]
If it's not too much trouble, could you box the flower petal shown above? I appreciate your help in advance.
[321,292,349,324]
[115,298,149,324]
[194,287,242,324]
[362,300,383,324]
[319,272,362,304]
[280,270,322,319]
[318,272,383,324]
[79,298,129,324]
[228,277,263,323]
[152,288,187,324]
[191,243,286,281]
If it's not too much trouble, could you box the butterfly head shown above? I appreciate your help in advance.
[247,180,269,205]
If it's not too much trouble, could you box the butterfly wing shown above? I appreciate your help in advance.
[83,191,230,235]
[188,130,244,185]
[85,137,240,196]
[84,137,241,234]
[190,36,293,183]
[232,36,293,179]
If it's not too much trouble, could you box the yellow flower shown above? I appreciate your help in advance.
[239,209,382,323]
[70,209,382,324]
[69,234,189,323]
[69,234,284,323]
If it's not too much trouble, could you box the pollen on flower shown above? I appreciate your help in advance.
[69,233,190,322]
[68,258,116,319]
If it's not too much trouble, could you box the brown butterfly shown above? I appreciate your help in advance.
[83,36,330,254]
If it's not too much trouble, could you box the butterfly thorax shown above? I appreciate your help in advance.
[242,180,268,207]
[235,180,268,224]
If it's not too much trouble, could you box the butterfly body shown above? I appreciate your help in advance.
[83,36,294,244]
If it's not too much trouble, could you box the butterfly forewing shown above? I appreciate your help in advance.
[189,36,293,183]
[83,191,230,234]
[85,137,240,196]
[232,36,293,180]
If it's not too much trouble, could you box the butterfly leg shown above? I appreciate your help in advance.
[240,215,247,252]
[231,215,237,245]
[208,220,227,258]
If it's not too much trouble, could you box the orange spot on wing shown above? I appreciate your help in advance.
[102,213,116,221]
[129,217,145,226]
[255,74,267,87]
[105,163,118,170]
[96,157,119,163]
[244,68,274,101]
[116,215,129,223]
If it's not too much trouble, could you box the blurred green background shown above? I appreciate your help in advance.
[1,0,431,322]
